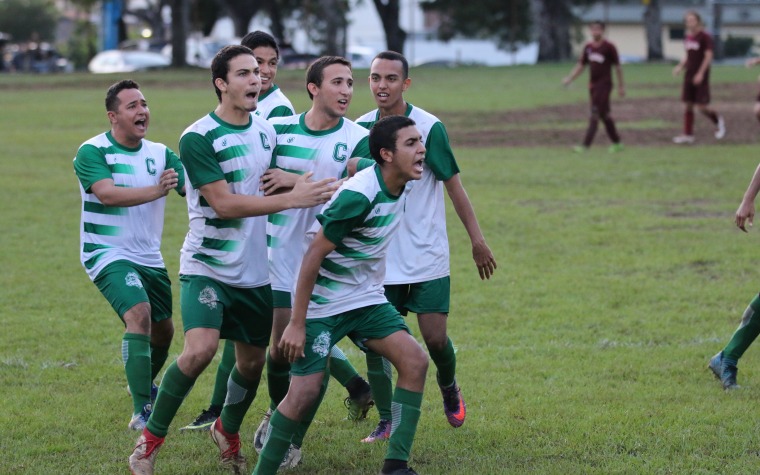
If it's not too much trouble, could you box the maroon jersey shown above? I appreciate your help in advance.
[684,30,713,77]
[581,40,619,88]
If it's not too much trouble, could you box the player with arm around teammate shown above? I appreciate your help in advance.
[127,45,337,475]
[73,79,185,432]
[254,115,429,475]
[352,50,496,443]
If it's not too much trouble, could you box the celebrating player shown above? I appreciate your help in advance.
[562,20,625,153]
[672,10,725,144]
[73,79,185,432]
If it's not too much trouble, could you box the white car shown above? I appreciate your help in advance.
[161,37,239,69]
[88,50,170,74]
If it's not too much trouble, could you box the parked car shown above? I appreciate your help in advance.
[8,42,72,73]
[88,50,170,74]
[161,37,239,69]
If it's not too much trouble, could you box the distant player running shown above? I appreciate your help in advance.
[672,10,725,144]
[562,20,624,153]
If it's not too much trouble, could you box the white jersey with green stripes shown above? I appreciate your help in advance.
[267,114,371,296]
[254,84,295,120]
[179,112,276,287]
[308,165,403,319]
[74,131,185,281]
[356,103,460,284]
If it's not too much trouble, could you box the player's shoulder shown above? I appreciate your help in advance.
[340,117,370,141]
[78,132,109,151]
[407,104,441,132]
[181,113,216,138]
[250,112,276,132]
[268,112,300,126]
[355,109,379,126]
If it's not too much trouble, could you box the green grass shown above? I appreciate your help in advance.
[3,64,760,473]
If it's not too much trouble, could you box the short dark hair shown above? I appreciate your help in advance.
[240,30,279,57]
[372,51,409,79]
[105,79,140,112]
[590,20,605,30]
[305,56,352,100]
[369,115,417,165]
[211,45,254,102]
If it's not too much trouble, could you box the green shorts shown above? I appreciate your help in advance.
[180,274,273,347]
[290,302,410,376]
[272,290,292,308]
[93,260,172,322]
[384,276,450,316]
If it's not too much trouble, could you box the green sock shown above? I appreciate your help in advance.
[430,337,457,388]
[292,370,329,447]
[220,365,260,434]
[367,351,394,420]
[724,295,760,362]
[149,344,170,381]
[386,387,423,462]
[123,333,152,414]
[328,345,359,387]
[267,352,291,411]
[210,340,236,407]
[146,360,196,437]
[253,410,300,475]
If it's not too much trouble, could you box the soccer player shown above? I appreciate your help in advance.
[672,10,725,144]
[708,162,760,390]
[745,57,760,124]
[180,30,297,433]
[253,114,430,475]
[562,20,625,153]
[251,55,375,466]
[128,45,337,475]
[73,79,185,431]
[352,51,496,442]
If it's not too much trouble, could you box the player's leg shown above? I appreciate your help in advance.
[674,78,696,143]
[94,260,155,430]
[363,315,428,475]
[754,91,760,123]
[180,339,234,431]
[710,293,760,389]
[329,344,374,420]
[142,265,174,400]
[579,88,601,150]
[595,87,622,152]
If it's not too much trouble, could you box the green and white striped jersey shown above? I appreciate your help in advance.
[179,112,276,287]
[356,103,460,284]
[267,114,371,295]
[308,165,404,319]
[74,131,185,280]
[254,84,295,120]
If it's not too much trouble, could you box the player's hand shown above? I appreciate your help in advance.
[736,200,755,232]
[288,172,339,209]
[692,73,704,86]
[157,168,179,196]
[561,77,571,87]
[279,323,306,363]
[472,240,497,280]
[260,168,298,195]
[672,65,682,77]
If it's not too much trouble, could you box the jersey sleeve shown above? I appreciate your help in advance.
[425,121,460,181]
[702,33,714,52]
[165,147,187,196]
[349,135,371,159]
[356,157,375,172]
[179,132,225,189]
[317,190,372,245]
[609,43,620,65]
[73,144,112,193]
[267,105,295,119]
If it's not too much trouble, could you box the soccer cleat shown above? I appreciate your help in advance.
[572,145,587,154]
[344,388,375,421]
[708,351,723,380]
[715,116,726,139]
[210,418,247,474]
[361,419,391,443]
[252,409,272,453]
[129,429,164,475]
[608,143,625,153]
[280,444,302,469]
[721,364,740,390]
[128,404,153,431]
[672,135,695,144]
[180,407,220,432]
[381,467,419,475]
[440,381,466,428]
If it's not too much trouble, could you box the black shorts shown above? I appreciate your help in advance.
[590,84,612,116]
[682,74,711,104]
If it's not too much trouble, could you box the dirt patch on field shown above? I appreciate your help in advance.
[438,82,760,148]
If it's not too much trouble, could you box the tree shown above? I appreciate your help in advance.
[532,0,573,61]
[191,0,222,37]
[370,0,406,53]
[643,0,663,60]
[221,0,263,37]
[0,0,58,42]
[170,0,189,66]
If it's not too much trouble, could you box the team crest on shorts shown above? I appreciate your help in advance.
[198,286,218,310]
[125,272,143,289]
[312,331,331,358]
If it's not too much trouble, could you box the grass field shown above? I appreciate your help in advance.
[3,63,760,474]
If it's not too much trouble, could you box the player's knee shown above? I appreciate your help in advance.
[236,352,266,379]
[425,334,448,353]
[180,345,217,374]
[269,344,288,363]
[123,302,152,334]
